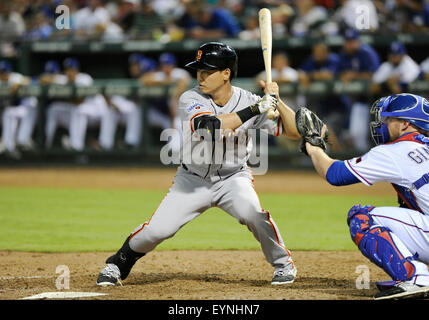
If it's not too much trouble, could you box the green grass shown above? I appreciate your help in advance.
[0,186,396,252]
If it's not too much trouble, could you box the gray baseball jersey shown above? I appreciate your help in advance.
[128,85,293,270]
[179,86,282,181]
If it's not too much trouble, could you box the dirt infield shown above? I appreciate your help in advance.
[0,250,387,300]
[0,168,394,300]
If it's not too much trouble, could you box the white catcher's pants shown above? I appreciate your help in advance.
[370,206,429,286]
[1,97,38,151]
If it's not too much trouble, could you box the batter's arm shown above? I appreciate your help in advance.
[276,99,301,140]
[260,80,301,140]
[215,94,279,131]
[217,113,242,130]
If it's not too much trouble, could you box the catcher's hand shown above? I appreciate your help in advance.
[295,107,329,155]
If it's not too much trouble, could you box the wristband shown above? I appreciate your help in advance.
[236,104,260,123]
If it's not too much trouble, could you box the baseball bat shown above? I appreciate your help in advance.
[258,8,279,120]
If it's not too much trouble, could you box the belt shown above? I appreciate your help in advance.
[412,173,429,190]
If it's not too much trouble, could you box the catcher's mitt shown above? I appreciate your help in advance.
[295,107,329,155]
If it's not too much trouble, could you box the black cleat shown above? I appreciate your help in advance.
[95,236,145,286]
[96,264,121,287]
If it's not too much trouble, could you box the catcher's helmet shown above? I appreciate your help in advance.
[185,42,238,79]
[370,93,429,145]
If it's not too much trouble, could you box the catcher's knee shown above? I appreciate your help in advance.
[347,204,416,281]
[347,204,375,245]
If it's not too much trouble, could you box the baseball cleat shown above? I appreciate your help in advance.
[376,280,399,292]
[96,263,122,287]
[271,262,297,285]
[374,281,429,300]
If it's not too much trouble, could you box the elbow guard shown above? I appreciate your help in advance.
[193,115,221,141]
[326,161,360,186]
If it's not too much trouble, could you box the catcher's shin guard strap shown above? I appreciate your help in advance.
[347,205,416,281]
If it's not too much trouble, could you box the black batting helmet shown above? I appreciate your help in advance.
[185,42,238,79]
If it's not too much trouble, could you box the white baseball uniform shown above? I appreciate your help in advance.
[345,132,429,285]
[45,73,109,151]
[98,95,142,150]
[127,85,293,269]
[1,72,38,152]
[372,55,420,85]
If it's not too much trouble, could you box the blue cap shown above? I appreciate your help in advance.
[128,53,144,65]
[159,53,176,66]
[63,58,80,70]
[389,41,406,55]
[343,28,360,40]
[140,57,157,73]
[44,60,60,74]
[0,60,12,73]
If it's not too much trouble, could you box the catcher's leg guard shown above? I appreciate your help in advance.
[106,236,145,280]
[347,204,416,281]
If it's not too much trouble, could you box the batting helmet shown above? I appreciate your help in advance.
[370,93,429,145]
[185,42,238,79]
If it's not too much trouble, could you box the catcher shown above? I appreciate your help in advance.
[296,94,429,300]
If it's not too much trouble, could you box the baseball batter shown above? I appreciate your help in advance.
[96,42,302,287]
[297,93,429,300]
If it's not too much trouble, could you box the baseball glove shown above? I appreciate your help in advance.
[295,107,329,155]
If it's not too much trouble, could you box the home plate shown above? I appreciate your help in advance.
[22,292,108,300]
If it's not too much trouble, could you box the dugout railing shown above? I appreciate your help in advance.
[1,78,429,166]
[11,32,429,77]
[2,32,429,166]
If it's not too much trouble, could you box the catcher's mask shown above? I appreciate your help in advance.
[370,93,429,145]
